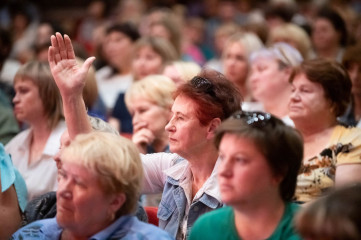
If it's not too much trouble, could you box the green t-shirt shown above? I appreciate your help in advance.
[189,203,301,240]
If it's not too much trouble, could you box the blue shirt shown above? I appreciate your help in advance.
[12,215,174,240]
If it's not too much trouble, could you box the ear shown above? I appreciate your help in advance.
[108,193,126,215]
[272,174,283,186]
[206,118,222,140]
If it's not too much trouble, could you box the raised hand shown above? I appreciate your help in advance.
[48,33,95,98]
[48,33,94,138]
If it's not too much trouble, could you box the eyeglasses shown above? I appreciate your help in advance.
[231,111,273,127]
[190,76,216,97]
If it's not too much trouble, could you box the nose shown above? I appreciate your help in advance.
[165,116,175,132]
[219,158,232,178]
[290,89,300,102]
[58,177,73,200]
[13,92,19,104]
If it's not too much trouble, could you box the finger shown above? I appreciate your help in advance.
[133,122,147,132]
[64,34,76,59]
[50,35,60,65]
[56,32,67,60]
[79,56,96,77]
[48,46,56,69]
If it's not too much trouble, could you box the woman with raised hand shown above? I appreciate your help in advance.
[48,33,241,240]
[5,60,66,200]
[190,111,303,240]
[289,58,361,203]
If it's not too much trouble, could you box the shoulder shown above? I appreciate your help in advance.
[192,206,232,231]
[332,125,361,144]
[190,207,234,240]
[111,216,172,240]
[274,203,302,240]
[11,218,61,240]
[5,128,31,148]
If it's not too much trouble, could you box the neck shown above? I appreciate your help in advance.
[233,195,285,240]
[316,45,341,60]
[186,144,218,196]
[294,119,337,141]
[116,62,131,76]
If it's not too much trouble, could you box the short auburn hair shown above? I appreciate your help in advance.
[174,68,241,125]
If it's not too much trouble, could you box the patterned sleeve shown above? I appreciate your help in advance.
[335,126,361,165]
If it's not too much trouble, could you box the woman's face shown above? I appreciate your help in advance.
[132,46,163,80]
[312,18,340,51]
[57,161,120,236]
[165,94,210,158]
[103,31,133,70]
[218,134,279,206]
[249,58,291,102]
[130,97,171,138]
[289,74,332,122]
[13,78,44,123]
[223,42,249,86]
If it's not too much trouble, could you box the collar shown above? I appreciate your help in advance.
[90,215,133,240]
[164,158,222,203]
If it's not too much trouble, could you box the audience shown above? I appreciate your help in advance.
[268,23,313,60]
[249,42,303,124]
[289,59,361,203]
[2,2,361,239]
[110,36,178,134]
[311,7,348,62]
[95,22,140,112]
[190,111,303,240]
[222,32,263,101]
[48,32,241,239]
[125,75,175,154]
[5,60,66,201]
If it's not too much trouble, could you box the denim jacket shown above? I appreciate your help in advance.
[157,159,223,239]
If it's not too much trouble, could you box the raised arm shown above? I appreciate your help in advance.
[48,33,94,139]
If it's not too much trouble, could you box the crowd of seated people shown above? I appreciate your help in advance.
[1,1,361,240]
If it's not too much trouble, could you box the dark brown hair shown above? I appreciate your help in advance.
[289,58,351,117]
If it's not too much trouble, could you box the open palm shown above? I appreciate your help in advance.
[48,33,95,98]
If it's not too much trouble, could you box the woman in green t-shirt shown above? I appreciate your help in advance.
[190,111,303,240]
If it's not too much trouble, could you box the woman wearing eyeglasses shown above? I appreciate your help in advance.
[289,59,361,203]
[190,111,303,240]
[48,33,241,240]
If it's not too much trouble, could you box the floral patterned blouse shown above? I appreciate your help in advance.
[295,125,361,202]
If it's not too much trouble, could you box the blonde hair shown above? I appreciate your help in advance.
[125,74,176,111]
[14,61,63,129]
[223,32,264,60]
[169,61,201,82]
[268,23,312,60]
[61,132,143,217]
[134,37,178,65]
